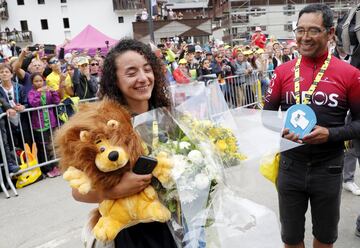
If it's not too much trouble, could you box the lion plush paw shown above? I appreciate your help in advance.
[153,152,173,187]
[93,216,122,242]
[63,166,92,194]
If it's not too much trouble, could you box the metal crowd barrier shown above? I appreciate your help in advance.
[0,97,97,198]
[216,72,263,109]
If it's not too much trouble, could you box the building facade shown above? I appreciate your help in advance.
[210,0,360,45]
[0,0,138,45]
[132,0,212,44]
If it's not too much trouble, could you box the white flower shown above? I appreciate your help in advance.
[179,141,191,150]
[195,174,210,190]
[188,150,203,164]
[171,155,188,180]
[171,164,186,180]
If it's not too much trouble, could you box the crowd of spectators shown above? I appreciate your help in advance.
[0,28,342,181]
[0,40,101,177]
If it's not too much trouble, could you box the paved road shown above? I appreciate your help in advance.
[0,163,359,248]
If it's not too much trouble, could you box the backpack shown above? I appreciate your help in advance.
[336,4,360,68]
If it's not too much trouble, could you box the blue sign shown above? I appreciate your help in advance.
[284,104,317,139]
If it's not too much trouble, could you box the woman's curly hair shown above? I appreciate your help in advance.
[99,38,171,108]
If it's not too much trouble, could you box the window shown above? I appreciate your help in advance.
[17,0,24,5]
[61,0,67,3]
[118,16,124,23]
[41,19,48,30]
[284,22,293,32]
[283,4,295,16]
[63,18,70,28]
[20,20,28,31]
[38,0,45,4]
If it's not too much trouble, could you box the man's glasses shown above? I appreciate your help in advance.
[91,63,99,66]
[293,27,327,37]
[80,63,89,67]
[217,56,223,59]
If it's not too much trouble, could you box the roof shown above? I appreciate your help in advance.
[62,25,118,56]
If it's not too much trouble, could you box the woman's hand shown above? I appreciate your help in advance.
[14,104,25,112]
[6,108,17,117]
[102,171,152,200]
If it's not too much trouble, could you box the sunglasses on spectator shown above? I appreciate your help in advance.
[8,92,13,101]
[90,63,99,66]
[80,63,89,67]
[217,56,223,59]
[49,59,59,64]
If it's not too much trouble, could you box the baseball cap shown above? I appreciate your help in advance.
[77,57,89,66]
[195,45,202,53]
[255,27,262,32]
[179,58,187,64]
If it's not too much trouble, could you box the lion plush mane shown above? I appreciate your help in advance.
[55,98,144,191]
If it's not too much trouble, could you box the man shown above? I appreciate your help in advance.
[12,47,46,94]
[251,26,266,49]
[264,4,360,248]
[72,57,98,99]
[281,46,292,63]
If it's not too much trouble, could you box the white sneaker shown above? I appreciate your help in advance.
[343,182,360,196]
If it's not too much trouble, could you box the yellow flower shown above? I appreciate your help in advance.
[216,140,227,151]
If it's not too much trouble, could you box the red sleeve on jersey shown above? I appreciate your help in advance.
[263,69,282,111]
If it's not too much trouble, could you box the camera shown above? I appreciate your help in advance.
[28,46,39,52]
[44,44,56,55]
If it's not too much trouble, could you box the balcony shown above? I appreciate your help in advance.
[112,0,145,10]
[133,18,212,43]
[0,0,8,20]
[0,30,33,43]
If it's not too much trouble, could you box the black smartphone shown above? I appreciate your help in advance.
[28,46,39,52]
[132,155,157,175]
[44,44,56,55]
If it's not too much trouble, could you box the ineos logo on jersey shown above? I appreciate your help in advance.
[285,91,339,107]
[269,73,277,88]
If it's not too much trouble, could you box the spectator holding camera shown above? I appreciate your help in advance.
[46,56,74,101]
[12,46,46,94]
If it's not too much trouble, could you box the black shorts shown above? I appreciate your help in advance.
[277,154,343,245]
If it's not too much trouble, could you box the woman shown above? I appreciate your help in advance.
[0,64,27,173]
[73,39,176,248]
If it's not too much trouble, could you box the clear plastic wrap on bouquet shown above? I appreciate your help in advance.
[173,81,247,168]
[167,81,305,247]
[133,108,225,248]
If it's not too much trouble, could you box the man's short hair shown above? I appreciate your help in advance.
[298,4,334,29]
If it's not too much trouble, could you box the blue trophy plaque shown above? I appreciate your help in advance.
[284,105,317,139]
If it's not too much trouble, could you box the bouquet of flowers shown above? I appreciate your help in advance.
[133,108,225,248]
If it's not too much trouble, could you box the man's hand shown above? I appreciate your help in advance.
[282,128,302,143]
[302,125,329,144]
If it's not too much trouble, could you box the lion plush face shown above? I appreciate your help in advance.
[55,98,145,190]
[80,120,130,173]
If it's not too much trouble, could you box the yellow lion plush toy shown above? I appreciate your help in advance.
[55,98,172,242]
